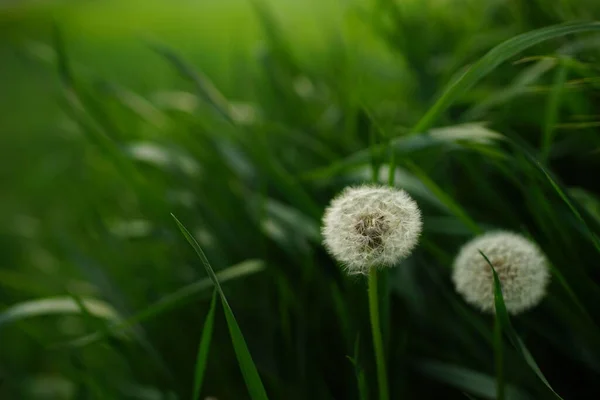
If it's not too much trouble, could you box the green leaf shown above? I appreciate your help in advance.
[406,161,482,234]
[413,21,600,133]
[172,214,269,400]
[192,289,218,400]
[303,123,502,181]
[493,299,505,400]
[64,260,265,348]
[150,43,235,124]
[540,60,568,162]
[346,336,369,400]
[479,251,563,399]
[0,297,121,327]
[508,138,600,255]
[416,359,530,400]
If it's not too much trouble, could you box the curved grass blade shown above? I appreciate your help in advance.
[405,161,482,234]
[62,260,264,348]
[149,43,234,124]
[507,138,600,255]
[172,214,269,400]
[303,123,502,182]
[479,251,564,399]
[413,21,600,133]
[416,359,530,400]
[0,296,121,328]
[192,289,218,400]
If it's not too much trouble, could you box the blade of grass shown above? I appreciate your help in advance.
[62,260,264,348]
[0,296,121,327]
[150,42,235,124]
[540,60,568,162]
[171,213,269,400]
[416,360,530,400]
[479,251,563,399]
[192,289,218,400]
[508,138,600,255]
[413,21,600,133]
[405,161,482,234]
[493,303,505,400]
[346,336,369,400]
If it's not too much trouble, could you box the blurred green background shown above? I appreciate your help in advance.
[2,0,600,399]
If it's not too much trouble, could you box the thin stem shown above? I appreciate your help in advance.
[387,137,395,187]
[369,267,389,400]
[494,313,505,400]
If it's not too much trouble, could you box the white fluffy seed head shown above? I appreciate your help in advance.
[452,231,550,315]
[321,185,422,275]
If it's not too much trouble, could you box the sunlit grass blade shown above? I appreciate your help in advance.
[413,21,600,133]
[192,289,218,400]
[479,251,563,399]
[302,123,502,181]
[171,213,269,400]
[0,296,121,328]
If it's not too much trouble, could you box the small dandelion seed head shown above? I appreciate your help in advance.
[452,231,550,315]
[321,184,422,275]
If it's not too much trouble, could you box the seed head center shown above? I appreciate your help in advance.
[355,213,389,251]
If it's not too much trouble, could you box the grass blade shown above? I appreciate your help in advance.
[171,213,269,400]
[479,251,563,399]
[540,60,568,162]
[0,297,121,327]
[493,301,505,400]
[346,336,369,400]
[192,289,218,400]
[413,21,600,133]
[406,161,482,234]
[150,43,234,124]
[508,138,600,255]
[416,359,530,400]
[63,260,264,348]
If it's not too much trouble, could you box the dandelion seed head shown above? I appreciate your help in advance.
[321,185,422,275]
[452,231,550,315]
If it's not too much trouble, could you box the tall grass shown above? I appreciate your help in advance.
[1,0,600,399]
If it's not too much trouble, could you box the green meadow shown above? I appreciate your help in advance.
[2,0,600,399]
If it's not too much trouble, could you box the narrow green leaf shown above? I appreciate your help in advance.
[150,43,235,124]
[303,123,501,182]
[479,251,563,399]
[0,297,121,327]
[346,336,369,400]
[540,60,568,162]
[493,304,505,400]
[416,360,530,400]
[63,260,264,348]
[413,21,600,133]
[192,289,218,400]
[172,214,269,400]
[406,161,482,234]
[508,138,600,255]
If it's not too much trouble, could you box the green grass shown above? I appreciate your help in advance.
[2,0,600,399]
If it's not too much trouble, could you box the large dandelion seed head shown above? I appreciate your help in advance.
[452,231,550,315]
[321,185,422,275]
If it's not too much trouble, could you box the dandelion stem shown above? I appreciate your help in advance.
[368,267,389,400]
